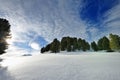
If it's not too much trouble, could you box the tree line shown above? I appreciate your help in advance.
[0,18,120,55]
[41,34,120,53]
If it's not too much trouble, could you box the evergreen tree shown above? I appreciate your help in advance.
[45,44,51,52]
[77,38,82,50]
[0,18,11,54]
[102,36,110,50]
[109,34,120,51]
[50,38,60,53]
[97,36,110,51]
[41,33,120,53]
[81,39,87,51]
[86,42,90,50]
[72,38,78,51]
[97,38,103,50]
[67,43,71,52]
[66,37,72,52]
[41,47,45,53]
[61,37,68,51]
[40,43,51,53]
[91,41,98,51]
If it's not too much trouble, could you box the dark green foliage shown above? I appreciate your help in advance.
[67,43,72,52]
[102,36,110,50]
[41,44,51,53]
[66,37,72,52]
[44,44,51,52]
[97,38,103,50]
[40,33,120,53]
[72,38,78,51]
[40,44,52,53]
[77,38,82,50]
[50,38,60,53]
[81,40,86,51]
[61,37,68,51]
[97,36,110,51]
[41,47,45,53]
[0,18,11,54]
[86,42,90,50]
[80,39,90,51]
[91,41,98,51]
[106,49,114,52]
[41,36,90,53]
[109,34,120,51]
[61,37,77,52]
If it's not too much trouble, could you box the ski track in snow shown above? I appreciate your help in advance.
[0,52,120,80]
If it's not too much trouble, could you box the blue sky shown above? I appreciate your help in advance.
[0,0,120,53]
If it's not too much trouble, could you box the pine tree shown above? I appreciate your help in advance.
[50,38,60,53]
[77,38,82,50]
[81,39,87,51]
[97,38,103,50]
[45,44,51,52]
[109,34,120,51]
[61,37,68,51]
[97,36,110,51]
[102,36,110,50]
[66,37,72,52]
[91,41,98,51]
[41,33,120,53]
[72,38,78,51]
[41,47,45,53]
[0,18,11,54]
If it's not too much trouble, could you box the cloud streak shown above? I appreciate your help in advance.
[103,2,120,35]
[0,0,120,53]
[0,0,87,51]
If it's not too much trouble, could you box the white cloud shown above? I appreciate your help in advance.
[103,3,120,35]
[87,27,100,41]
[30,42,40,50]
[0,0,105,53]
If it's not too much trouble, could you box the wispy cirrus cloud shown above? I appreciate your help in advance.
[0,0,120,53]
[103,2,120,35]
[0,0,88,53]
[79,0,120,41]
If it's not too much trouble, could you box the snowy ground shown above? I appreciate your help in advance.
[0,52,120,80]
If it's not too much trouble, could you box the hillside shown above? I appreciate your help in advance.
[0,52,120,80]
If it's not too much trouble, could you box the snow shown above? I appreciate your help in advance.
[0,52,120,80]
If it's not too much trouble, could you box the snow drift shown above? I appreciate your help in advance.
[0,52,120,80]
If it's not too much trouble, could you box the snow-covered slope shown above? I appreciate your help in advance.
[0,52,120,80]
